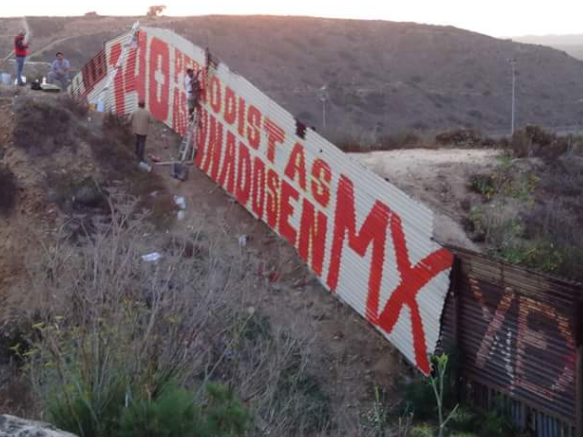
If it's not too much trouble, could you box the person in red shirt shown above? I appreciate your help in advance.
[14,30,29,86]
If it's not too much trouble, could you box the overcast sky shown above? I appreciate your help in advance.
[1,0,582,37]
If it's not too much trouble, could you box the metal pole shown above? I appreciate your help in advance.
[319,85,327,130]
[511,59,516,136]
[322,97,326,129]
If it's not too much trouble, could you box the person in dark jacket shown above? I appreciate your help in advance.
[14,30,28,86]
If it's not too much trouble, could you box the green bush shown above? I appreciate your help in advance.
[118,382,249,437]
[447,407,519,437]
[402,349,460,421]
[117,382,197,437]
[469,175,496,199]
[48,379,249,437]
[48,382,125,437]
[199,383,250,437]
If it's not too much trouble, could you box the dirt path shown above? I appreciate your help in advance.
[28,36,72,61]
[145,126,408,424]
[353,149,502,250]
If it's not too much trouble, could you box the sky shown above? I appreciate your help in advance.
[1,0,582,38]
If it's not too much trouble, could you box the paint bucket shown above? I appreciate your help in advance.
[138,162,152,172]
[0,73,11,85]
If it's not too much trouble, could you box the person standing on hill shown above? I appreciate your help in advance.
[14,30,29,86]
[129,101,152,162]
[48,52,71,91]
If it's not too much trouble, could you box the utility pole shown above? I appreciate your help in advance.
[319,85,327,130]
[321,96,327,129]
[510,58,516,136]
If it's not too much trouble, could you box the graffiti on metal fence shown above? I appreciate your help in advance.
[69,25,454,375]
[470,277,575,401]
[442,247,581,427]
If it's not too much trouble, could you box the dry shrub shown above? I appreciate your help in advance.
[10,97,174,229]
[0,164,17,215]
[377,132,422,150]
[87,116,176,229]
[435,129,483,147]
[102,112,134,145]
[20,199,330,436]
[333,130,422,152]
[521,200,583,281]
[58,95,89,117]
[538,158,583,197]
[12,99,76,156]
[509,125,579,159]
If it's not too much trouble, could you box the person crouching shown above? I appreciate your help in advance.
[48,52,71,91]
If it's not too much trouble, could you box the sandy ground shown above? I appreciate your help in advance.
[353,149,502,250]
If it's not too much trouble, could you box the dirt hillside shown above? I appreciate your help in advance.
[0,87,408,433]
[2,15,583,138]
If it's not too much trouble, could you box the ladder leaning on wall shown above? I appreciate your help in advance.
[178,110,199,163]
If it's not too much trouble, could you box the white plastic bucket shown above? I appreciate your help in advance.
[0,73,11,85]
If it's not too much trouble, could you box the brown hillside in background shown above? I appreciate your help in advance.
[512,34,583,61]
[2,15,583,138]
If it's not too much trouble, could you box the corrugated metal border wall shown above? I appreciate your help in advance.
[441,246,583,437]
[68,25,454,376]
[68,25,583,436]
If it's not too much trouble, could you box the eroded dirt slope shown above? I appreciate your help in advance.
[0,88,408,430]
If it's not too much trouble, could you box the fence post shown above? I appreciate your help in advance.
[576,302,583,436]
[449,255,463,405]
[451,257,461,347]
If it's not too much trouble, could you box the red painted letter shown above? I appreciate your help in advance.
[284,142,307,191]
[279,181,299,246]
[311,158,332,208]
[298,199,327,276]
[264,118,285,163]
[252,157,266,219]
[236,142,251,206]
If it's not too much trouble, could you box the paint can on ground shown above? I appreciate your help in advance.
[0,73,11,85]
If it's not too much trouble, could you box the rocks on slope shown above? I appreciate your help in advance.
[0,415,77,437]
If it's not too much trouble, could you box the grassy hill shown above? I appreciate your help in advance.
[2,15,583,139]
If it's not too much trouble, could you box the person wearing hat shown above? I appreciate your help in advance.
[14,30,29,86]
[48,52,71,91]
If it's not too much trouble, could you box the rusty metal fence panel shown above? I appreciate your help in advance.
[441,246,583,436]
